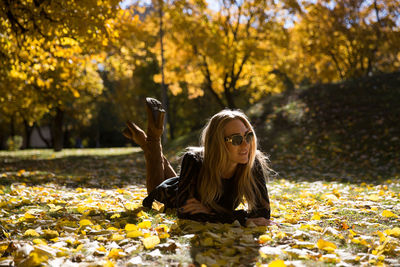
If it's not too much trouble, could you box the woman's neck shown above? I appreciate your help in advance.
[221,163,237,179]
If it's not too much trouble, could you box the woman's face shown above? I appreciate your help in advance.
[223,119,251,165]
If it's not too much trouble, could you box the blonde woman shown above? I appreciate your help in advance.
[123,98,273,226]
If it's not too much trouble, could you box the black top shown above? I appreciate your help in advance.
[142,151,271,226]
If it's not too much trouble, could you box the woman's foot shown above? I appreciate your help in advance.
[122,121,147,148]
[122,97,165,146]
[145,97,165,141]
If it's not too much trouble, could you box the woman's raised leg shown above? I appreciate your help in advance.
[123,98,177,193]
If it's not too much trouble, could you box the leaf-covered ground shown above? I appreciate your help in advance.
[1,148,399,266]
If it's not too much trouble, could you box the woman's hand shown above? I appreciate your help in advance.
[246,217,278,227]
[180,198,213,215]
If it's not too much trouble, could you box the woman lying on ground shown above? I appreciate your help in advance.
[123,98,274,226]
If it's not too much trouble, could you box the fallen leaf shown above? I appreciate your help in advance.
[317,239,337,253]
[142,236,160,249]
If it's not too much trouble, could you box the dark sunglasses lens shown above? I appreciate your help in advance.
[246,132,254,143]
[231,135,243,146]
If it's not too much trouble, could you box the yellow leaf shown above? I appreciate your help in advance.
[142,236,160,249]
[317,239,337,252]
[24,249,50,266]
[71,89,80,98]
[275,231,286,239]
[104,260,115,267]
[47,204,63,212]
[127,230,143,238]
[108,248,123,259]
[268,259,286,267]
[311,213,321,220]
[79,219,93,226]
[24,213,36,220]
[259,234,272,244]
[110,214,120,219]
[381,210,398,218]
[158,232,170,239]
[24,229,40,237]
[97,246,107,252]
[155,224,169,233]
[137,210,149,218]
[376,231,386,242]
[111,234,124,241]
[384,227,400,237]
[74,244,84,252]
[42,229,59,239]
[93,225,102,231]
[124,202,140,210]
[32,239,47,245]
[125,224,138,231]
[368,194,379,201]
[138,220,151,229]
[152,200,164,211]
[332,189,340,198]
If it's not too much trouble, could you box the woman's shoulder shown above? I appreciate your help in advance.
[181,147,203,163]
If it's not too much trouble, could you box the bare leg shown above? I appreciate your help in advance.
[123,98,177,193]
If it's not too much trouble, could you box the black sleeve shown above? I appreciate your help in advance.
[142,151,201,210]
[176,152,202,208]
[247,160,271,219]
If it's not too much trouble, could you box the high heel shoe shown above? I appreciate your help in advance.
[145,97,165,141]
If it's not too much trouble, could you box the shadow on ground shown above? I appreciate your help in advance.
[0,150,149,189]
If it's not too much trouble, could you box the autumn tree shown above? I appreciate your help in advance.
[0,0,120,150]
[151,0,299,109]
[285,0,400,84]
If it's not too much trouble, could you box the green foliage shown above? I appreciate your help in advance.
[6,136,23,151]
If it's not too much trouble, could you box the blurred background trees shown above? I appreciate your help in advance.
[0,0,399,152]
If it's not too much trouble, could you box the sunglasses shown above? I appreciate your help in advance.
[224,131,254,146]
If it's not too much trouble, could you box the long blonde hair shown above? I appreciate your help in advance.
[196,109,272,213]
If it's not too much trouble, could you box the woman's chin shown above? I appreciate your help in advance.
[238,156,249,164]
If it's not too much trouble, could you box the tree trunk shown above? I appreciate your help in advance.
[158,0,169,144]
[36,124,52,148]
[52,108,64,152]
[224,87,236,109]
[22,118,33,149]
[10,113,15,138]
